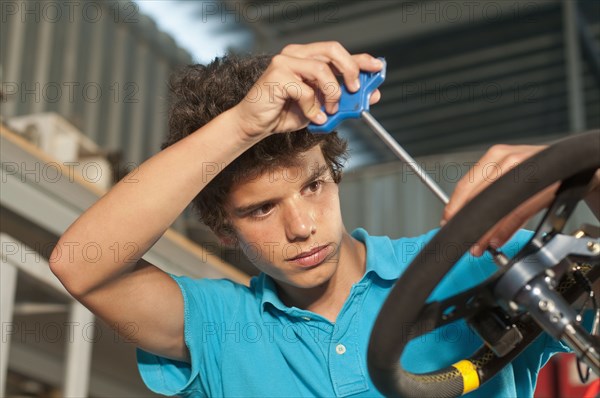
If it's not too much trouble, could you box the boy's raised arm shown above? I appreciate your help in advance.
[49,42,383,362]
[50,108,258,361]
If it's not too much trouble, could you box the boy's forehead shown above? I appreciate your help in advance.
[228,146,328,193]
[270,147,327,181]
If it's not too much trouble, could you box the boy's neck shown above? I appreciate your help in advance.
[277,232,367,322]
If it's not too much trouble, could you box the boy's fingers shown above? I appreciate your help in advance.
[290,58,341,115]
[326,50,382,92]
[293,82,326,125]
[369,89,381,104]
[442,145,546,224]
[352,53,385,72]
[281,42,382,93]
[442,158,494,222]
[469,182,557,257]
[282,42,359,92]
[442,145,551,258]
[269,55,341,115]
[443,182,480,223]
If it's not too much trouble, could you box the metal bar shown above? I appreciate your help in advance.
[59,4,81,119]
[30,4,55,115]
[63,303,95,397]
[126,42,149,164]
[13,303,69,315]
[2,2,27,118]
[105,25,128,152]
[83,9,107,144]
[562,0,586,133]
[149,58,169,155]
[0,260,18,396]
[576,5,600,87]
[361,111,449,204]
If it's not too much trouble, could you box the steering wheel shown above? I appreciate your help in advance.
[367,131,600,397]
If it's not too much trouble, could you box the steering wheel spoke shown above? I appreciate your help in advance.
[418,281,497,332]
[531,169,598,245]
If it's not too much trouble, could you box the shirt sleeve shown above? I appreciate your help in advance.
[136,275,245,397]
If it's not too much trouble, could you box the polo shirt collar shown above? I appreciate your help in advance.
[256,228,401,314]
[257,273,290,313]
[352,228,402,282]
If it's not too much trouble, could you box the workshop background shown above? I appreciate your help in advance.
[1,0,599,396]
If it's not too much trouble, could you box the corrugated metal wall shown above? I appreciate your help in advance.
[0,0,192,165]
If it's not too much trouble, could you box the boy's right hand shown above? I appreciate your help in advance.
[442,144,600,257]
[233,41,383,141]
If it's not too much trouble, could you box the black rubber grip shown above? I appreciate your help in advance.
[368,131,600,397]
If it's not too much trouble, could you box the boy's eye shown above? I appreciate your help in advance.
[250,203,274,218]
[307,180,323,193]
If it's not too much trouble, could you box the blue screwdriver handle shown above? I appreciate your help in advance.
[308,57,386,133]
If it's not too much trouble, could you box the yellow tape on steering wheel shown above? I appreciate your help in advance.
[452,360,480,394]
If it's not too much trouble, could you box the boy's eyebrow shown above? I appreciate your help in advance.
[233,164,330,216]
[301,164,330,186]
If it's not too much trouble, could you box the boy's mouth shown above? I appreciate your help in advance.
[286,244,331,268]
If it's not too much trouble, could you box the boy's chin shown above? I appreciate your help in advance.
[286,268,337,290]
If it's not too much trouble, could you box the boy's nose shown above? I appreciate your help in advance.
[284,202,315,242]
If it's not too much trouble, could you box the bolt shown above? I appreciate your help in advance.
[587,241,600,254]
[544,275,557,289]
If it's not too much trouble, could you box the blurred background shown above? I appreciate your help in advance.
[1,0,599,396]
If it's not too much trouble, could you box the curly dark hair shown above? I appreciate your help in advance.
[163,54,349,237]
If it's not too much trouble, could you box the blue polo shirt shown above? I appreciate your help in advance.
[137,228,567,397]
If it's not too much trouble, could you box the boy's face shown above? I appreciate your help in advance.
[225,145,346,289]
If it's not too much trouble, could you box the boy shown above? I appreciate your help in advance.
[50,42,599,397]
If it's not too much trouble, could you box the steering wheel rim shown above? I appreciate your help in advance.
[367,131,600,398]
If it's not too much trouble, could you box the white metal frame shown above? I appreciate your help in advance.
[1,233,94,397]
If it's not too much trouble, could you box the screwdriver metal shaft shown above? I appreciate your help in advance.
[361,111,449,204]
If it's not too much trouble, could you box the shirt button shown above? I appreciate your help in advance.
[301,316,311,321]
[335,344,346,355]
